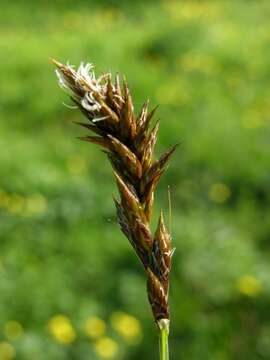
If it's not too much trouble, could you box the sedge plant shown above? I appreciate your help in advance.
[52,59,176,360]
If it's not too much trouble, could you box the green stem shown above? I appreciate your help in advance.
[158,319,170,360]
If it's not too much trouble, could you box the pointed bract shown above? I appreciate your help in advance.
[78,136,111,150]
[152,212,173,291]
[141,121,160,171]
[147,269,169,321]
[108,135,142,179]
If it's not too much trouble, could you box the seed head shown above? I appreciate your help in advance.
[52,59,176,324]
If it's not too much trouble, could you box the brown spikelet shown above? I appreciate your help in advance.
[52,59,176,324]
[113,171,141,215]
[106,76,114,106]
[99,100,119,125]
[146,144,178,184]
[137,100,149,130]
[152,212,173,293]
[108,135,142,179]
[135,218,153,251]
[79,135,111,149]
[147,269,169,321]
[141,121,160,172]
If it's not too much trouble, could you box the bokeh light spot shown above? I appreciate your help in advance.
[110,312,142,344]
[7,194,25,214]
[209,183,231,203]
[26,194,47,215]
[48,315,76,345]
[4,321,23,340]
[84,316,106,339]
[94,337,119,359]
[0,342,16,360]
[236,275,262,297]
[0,191,11,209]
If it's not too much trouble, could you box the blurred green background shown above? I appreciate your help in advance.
[1,0,270,359]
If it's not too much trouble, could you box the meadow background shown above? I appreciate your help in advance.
[1,0,270,359]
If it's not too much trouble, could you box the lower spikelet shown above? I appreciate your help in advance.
[52,59,176,324]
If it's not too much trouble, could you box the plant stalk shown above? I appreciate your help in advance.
[158,319,170,360]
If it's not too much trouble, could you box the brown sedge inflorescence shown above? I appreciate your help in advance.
[52,59,176,326]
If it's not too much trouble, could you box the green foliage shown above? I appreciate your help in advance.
[1,1,270,359]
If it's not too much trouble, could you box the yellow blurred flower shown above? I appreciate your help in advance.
[84,316,106,339]
[48,315,76,344]
[94,337,119,359]
[0,342,15,360]
[110,312,142,344]
[67,155,87,175]
[209,183,231,203]
[7,194,25,214]
[26,194,47,215]
[0,191,11,209]
[236,275,262,297]
[4,321,23,340]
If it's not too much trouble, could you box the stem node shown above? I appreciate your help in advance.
[158,318,170,360]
